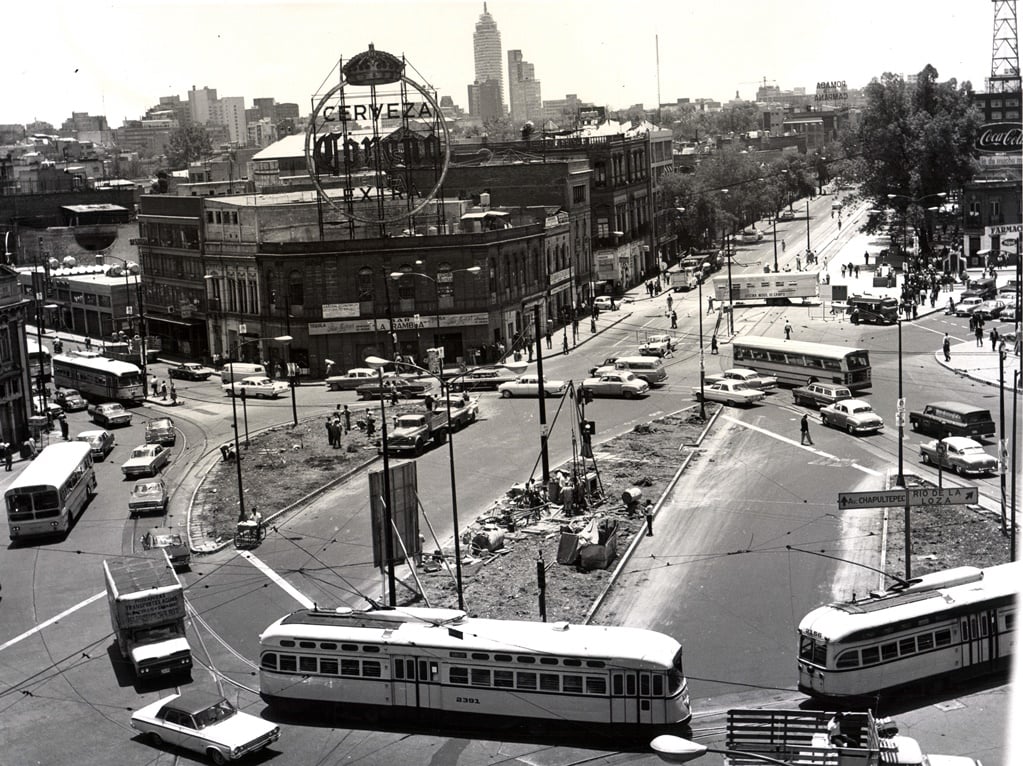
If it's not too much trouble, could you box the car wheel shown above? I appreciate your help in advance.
[909,419,919,432]
[501,390,512,398]
[847,424,855,435]
[921,452,931,465]
[207,748,228,766]
[147,732,163,748]
[820,414,828,427]
[956,464,967,477]
[624,390,635,399]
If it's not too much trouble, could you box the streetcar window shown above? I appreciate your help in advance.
[639,673,650,696]
[836,649,859,668]
[279,655,297,672]
[299,656,317,673]
[471,669,491,687]
[918,634,934,651]
[612,675,623,695]
[562,675,583,693]
[539,657,559,665]
[363,645,381,653]
[979,619,989,637]
[320,642,337,650]
[450,651,467,659]
[363,660,381,677]
[540,673,560,692]
[899,637,916,655]
[321,658,338,675]
[935,629,952,647]
[563,659,582,667]
[260,653,277,670]
[653,675,664,696]
[881,642,898,661]
[586,677,607,695]
[962,620,970,640]
[516,656,536,664]
[471,653,490,661]
[341,643,359,652]
[280,640,296,647]
[494,654,513,662]
[626,675,636,696]
[394,661,404,680]
[450,667,468,685]
[341,659,360,676]
[585,660,606,668]
[517,672,537,690]
[1006,614,1015,630]
[493,670,514,688]
[299,641,316,649]
[861,647,880,666]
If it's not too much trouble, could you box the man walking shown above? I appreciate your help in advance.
[342,404,352,434]
[710,334,719,354]
[800,413,814,445]
[59,415,69,441]
[942,333,951,362]
[975,323,984,347]
[670,310,678,329]
[784,320,793,340]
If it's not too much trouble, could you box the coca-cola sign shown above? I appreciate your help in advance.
[975,122,1023,154]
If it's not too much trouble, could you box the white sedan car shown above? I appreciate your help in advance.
[223,376,290,398]
[324,367,379,391]
[580,371,649,399]
[704,367,777,390]
[593,296,617,311]
[820,399,884,434]
[122,444,171,478]
[693,380,765,406]
[131,692,280,765]
[497,375,568,398]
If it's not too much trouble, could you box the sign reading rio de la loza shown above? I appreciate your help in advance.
[304,44,450,225]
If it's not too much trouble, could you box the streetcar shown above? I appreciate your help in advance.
[51,351,145,402]
[797,562,1018,701]
[26,337,52,385]
[731,335,872,390]
[258,606,692,728]
[5,441,96,541]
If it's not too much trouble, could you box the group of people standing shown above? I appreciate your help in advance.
[324,405,354,448]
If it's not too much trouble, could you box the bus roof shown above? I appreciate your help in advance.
[732,335,865,359]
[53,352,141,375]
[5,441,93,493]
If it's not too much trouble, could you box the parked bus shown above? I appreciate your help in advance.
[712,273,818,305]
[797,562,1018,701]
[26,337,52,384]
[6,441,97,541]
[52,351,144,402]
[259,606,692,727]
[731,335,871,390]
[848,295,899,325]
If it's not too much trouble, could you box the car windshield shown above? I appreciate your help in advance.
[152,533,182,546]
[131,447,152,458]
[133,482,161,495]
[193,699,237,728]
[959,445,985,455]
[850,404,872,413]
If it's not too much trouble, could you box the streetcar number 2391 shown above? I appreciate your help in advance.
[456,696,480,705]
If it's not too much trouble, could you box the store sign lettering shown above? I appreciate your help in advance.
[976,122,1023,153]
[321,102,433,122]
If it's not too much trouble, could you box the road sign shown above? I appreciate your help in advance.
[838,486,978,509]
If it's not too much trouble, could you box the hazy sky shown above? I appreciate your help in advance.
[6,0,995,128]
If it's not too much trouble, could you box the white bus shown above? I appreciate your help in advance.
[259,606,692,727]
[6,441,97,541]
[797,562,1018,701]
[52,351,144,402]
[731,335,872,390]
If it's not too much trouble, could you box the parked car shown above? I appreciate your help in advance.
[122,444,171,478]
[919,436,998,477]
[223,376,290,399]
[693,380,765,407]
[131,692,280,764]
[579,371,650,399]
[88,402,132,427]
[820,399,884,434]
[638,334,677,357]
[497,375,568,398]
[139,527,190,570]
[129,479,169,517]
[53,388,87,411]
[447,366,521,391]
[593,295,617,311]
[324,367,379,391]
[791,382,853,408]
[589,357,622,376]
[354,376,433,400]
[971,299,1007,321]
[777,209,795,221]
[75,429,115,461]
[32,396,63,419]
[145,417,177,447]
[953,296,984,317]
[705,367,777,390]
[167,362,215,381]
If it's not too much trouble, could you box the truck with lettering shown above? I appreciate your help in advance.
[712,271,818,305]
[670,268,698,292]
[702,708,981,766]
[103,554,192,679]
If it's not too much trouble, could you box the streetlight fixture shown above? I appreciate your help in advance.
[105,255,148,384]
[651,734,793,765]
[365,354,397,606]
[274,334,298,427]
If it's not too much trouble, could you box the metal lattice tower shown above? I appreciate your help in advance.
[989,0,1021,93]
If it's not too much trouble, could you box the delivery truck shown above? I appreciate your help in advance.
[104,553,192,679]
[713,271,818,305]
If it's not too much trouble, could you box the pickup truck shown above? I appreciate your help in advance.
[387,410,449,455]
[638,334,676,357]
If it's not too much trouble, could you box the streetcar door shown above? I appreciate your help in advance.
[417,658,442,710]
[610,671,653,723]
[636,671,655,724]
[391,656,417,709]
[963,612,992,667]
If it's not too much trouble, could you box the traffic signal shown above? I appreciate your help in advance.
[581,420,595,435]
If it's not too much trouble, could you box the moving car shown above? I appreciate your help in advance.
[705,367,778,390]
[129,479,168,517]
[971,299,1007,320]
[953,296,984,317]
[139,527,190,569]
[89,402,132,427]
[919,436,998,476]
[593,295,617,311]
[53,388,87,411]
[32,396,63,419]
[324,367,380,391]
[447,366,520,391]
[76,429,115,460]
[167,362,215,381]
[693,380,765,406]
[738,228,763,243]
[130,691,279,764]
[497,375,568,398]
[638,334,677,357]
[820,399,884,434]
[122,444,171,478]
[777,209,795,221]
[791,382,853,408]
[223,376,290,399]
[354,376,433,400]
[145,417,176,447]
[588,357,621,376]
[579,371,649,399]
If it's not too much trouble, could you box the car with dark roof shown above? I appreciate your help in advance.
[75,429,115,460]
[53,388,87,411]
[791,381,853,408]
[167,362,215,381]
[139,526,190,570]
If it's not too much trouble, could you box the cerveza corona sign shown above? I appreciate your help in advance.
[304,44,450,225]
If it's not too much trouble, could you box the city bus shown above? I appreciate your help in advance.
[731,335,872,390]
[52,351,145,402]
[259,606,692,728]
[797,562,1018,701]
[6,441,97,541]
[26,337,52,385]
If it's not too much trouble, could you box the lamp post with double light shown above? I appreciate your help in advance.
[275,335,299,427]
[651,734,794,765]
[104,254,148,385]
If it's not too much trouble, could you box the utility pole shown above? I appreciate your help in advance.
[533,304,550,486]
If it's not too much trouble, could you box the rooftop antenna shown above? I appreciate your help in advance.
[988,0,1021,94]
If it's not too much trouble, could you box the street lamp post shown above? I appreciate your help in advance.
[365,356,397,606]
[389,266,481,363]
[275,334,298,427]
[229,374,246,523]
[696,275,707,420]
[772,215,779,273]
[106,256,148,385]
[805,198,811,256]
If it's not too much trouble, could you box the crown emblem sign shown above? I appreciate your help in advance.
[343,44,404,86]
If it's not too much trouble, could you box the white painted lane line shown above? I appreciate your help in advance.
[239,550,315,609]
[0,591,105,653]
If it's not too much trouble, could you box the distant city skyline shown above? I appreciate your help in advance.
[6,0,995,130]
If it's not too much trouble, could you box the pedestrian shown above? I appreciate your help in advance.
[170,384,177,405]
[342,404,352,434]
[710,334,719,354]
[365,412,375,437]
[670,310,677,329]
[59,415,69,441]
[784,320,793,340]
[325,416,335,446]
[800,413,814,445]
[947,297,955,315]
[390,387,399,406]
[975,324,984,347]
[331,418,341,448]
[590,317,597,334]
[864,251,870,266]
[160,381,167,400]
[781,240,786,252]
[666,294,673,314]
[4,442,12,471]
[942,333,951,362]
[990,327,999,352]
[562,334,569,355]
[911,301,918,320]
[545,330,552,350]
[151,377,159,397]
[854,265,859,278]
[796,256,802,271]
[644,500,654,537]
[841,265,846,278]
[707,295,714,314]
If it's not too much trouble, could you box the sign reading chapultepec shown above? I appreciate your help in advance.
[305,44,450,225]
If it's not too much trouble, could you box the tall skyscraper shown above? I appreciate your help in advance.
[472,3,504,117]
[508,50,542,126]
